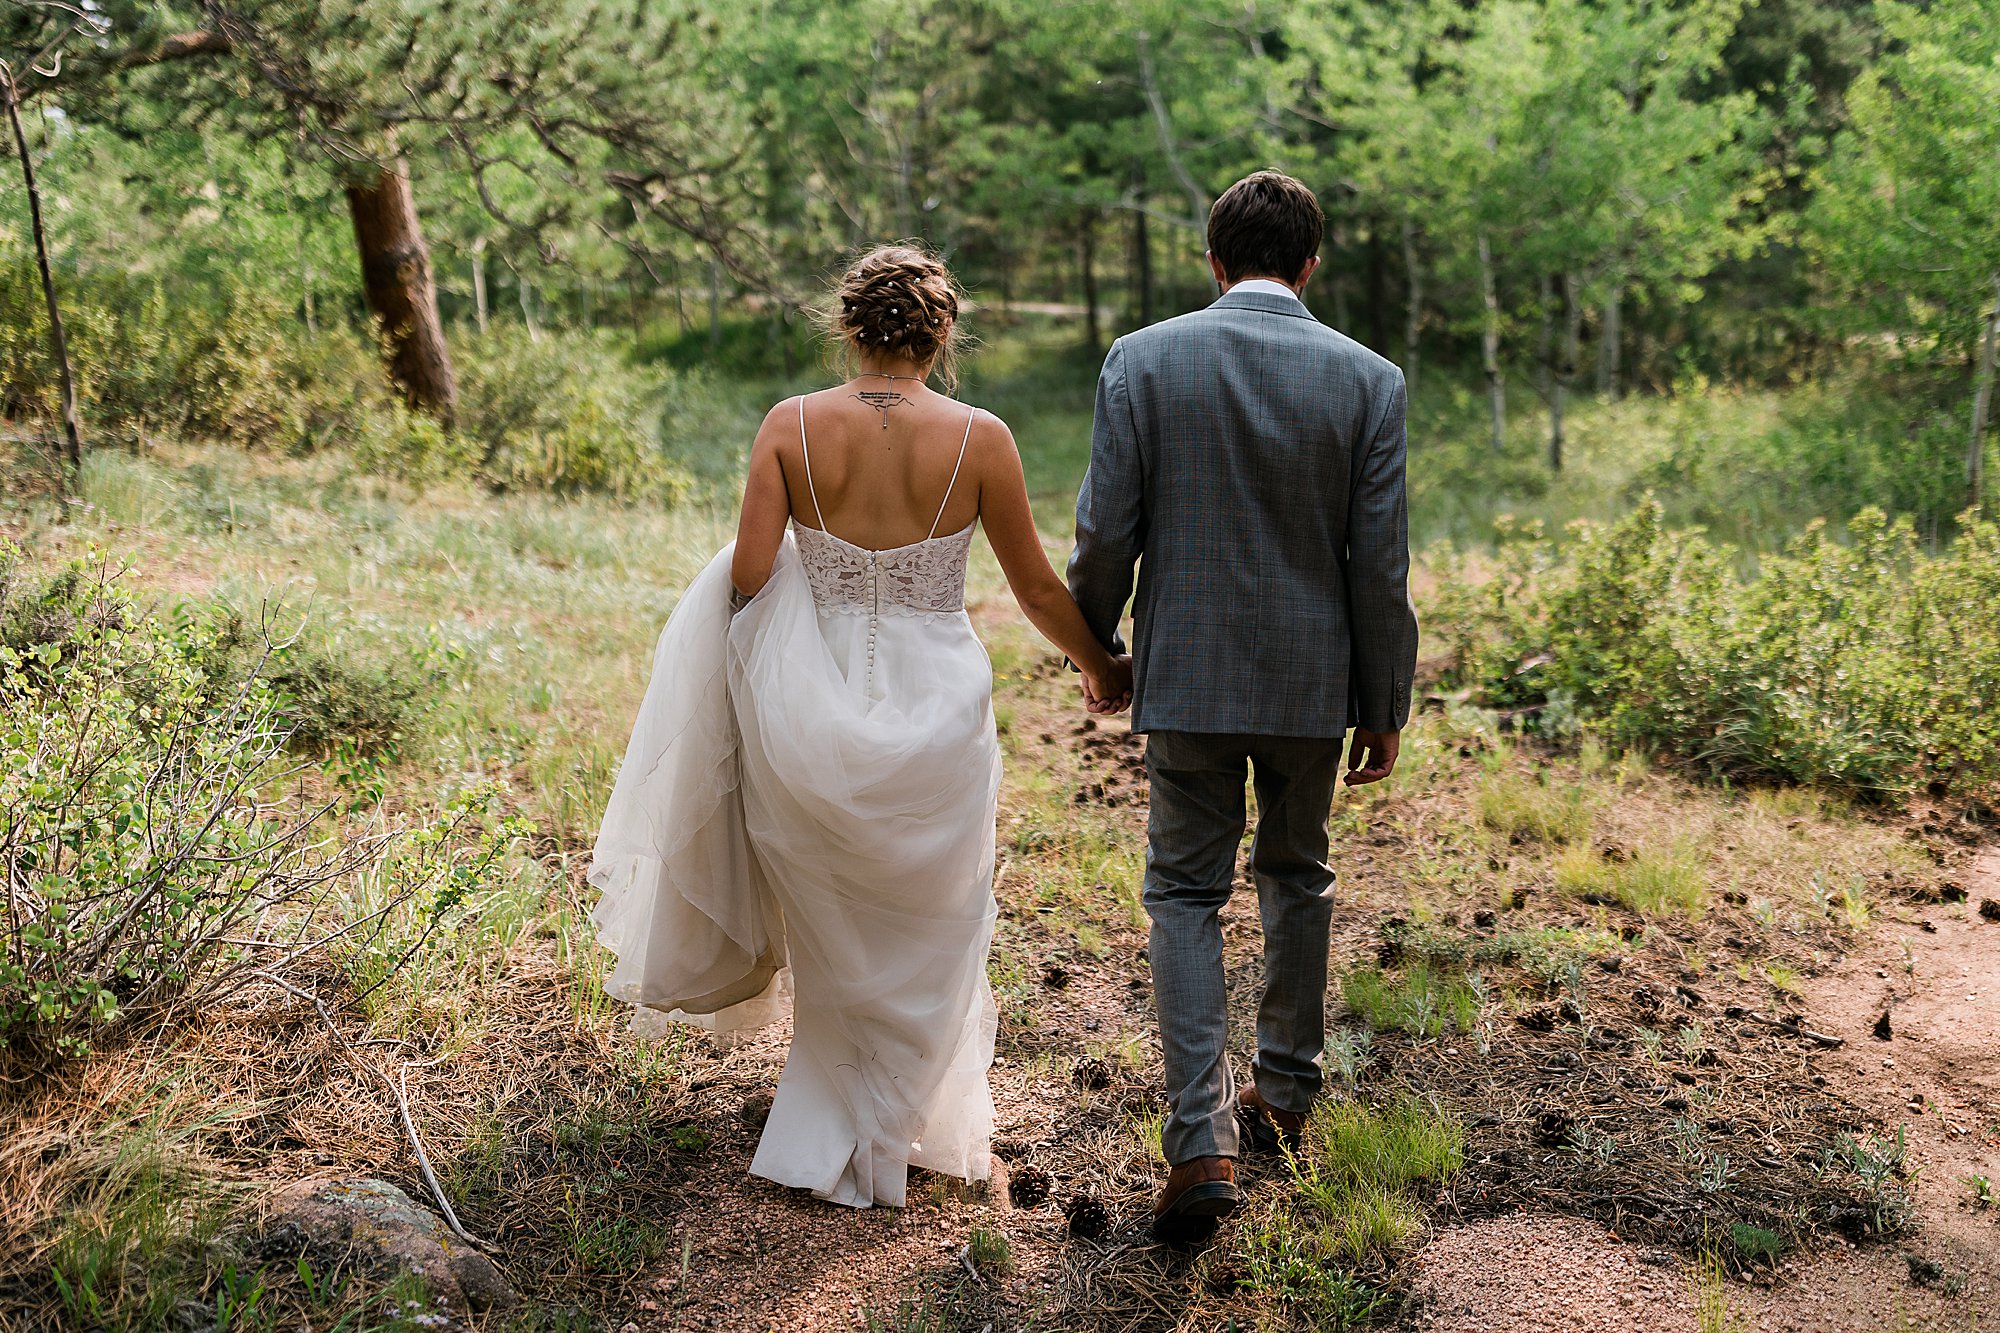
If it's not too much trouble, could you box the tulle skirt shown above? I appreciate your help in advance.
[589,536,999,1207]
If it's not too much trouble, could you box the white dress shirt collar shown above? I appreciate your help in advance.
[1226,278,1305,304]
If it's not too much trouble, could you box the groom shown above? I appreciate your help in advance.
[1069,170,1418,1244]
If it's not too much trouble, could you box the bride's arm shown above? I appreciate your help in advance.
[974,415,1132,711]
[730,402,797,598]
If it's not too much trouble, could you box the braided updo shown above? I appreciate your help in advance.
[823,243,966,391]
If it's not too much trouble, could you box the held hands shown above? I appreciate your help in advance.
[1344,726,1401,786]
[1081,654,1134,716]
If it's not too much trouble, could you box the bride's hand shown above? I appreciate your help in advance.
[1082,655,1134,715]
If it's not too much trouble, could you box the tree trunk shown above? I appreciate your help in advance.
[3,67,83,488]
[1367,226,1392,354]
[297,222,317,335]
[345,161,457,427]
[470,238,489,335]
[1478,233,1504,453]
[1330,225,1352,333]
[517,273,541,341]
[1079,212,1102,352]
[1133,180,1155,328]
[1534,273,1555,401]
[1597,281,1623,400]
[1550,272,1582,472]
[1400,218,1421,396]
[1971,270,2000,511]
[707,257,722,351]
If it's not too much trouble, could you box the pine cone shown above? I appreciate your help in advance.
[1010,1165,1051,1209]
[1071,1056,1113,1090]
[1062,1191,1112,1240]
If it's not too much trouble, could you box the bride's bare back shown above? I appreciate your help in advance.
[783,384,981,550]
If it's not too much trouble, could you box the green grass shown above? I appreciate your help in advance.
[966,1227,1013,1277]
[1475,769,1594,846]
[1554,839,1708,918]
[1276,1094,1465,1268]
[1236,1208,1390,1328]
[1341,961,1479,1038]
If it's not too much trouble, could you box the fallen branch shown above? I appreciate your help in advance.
[1725,1005,1844,1048]
[254,970,488,1249]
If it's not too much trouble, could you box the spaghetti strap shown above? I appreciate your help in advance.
[927,406,978,539]
[797,396,827,530]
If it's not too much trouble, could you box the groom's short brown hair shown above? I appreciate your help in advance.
[1207,171,1324,284]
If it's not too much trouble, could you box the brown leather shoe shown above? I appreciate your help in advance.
[1151,1156,1240,1246]
[1237,1085,1309,1155]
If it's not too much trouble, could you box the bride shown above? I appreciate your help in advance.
[589,244,1132,1208]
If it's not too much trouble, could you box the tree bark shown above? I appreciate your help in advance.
[1401,218,1421,396]
[1079,212,1102,352]
[1133,182,1155,328]
[517,272,540,341]
[1534,273,1555,400]
[345,161,457,427]
[1329,224,1353,333]
[1478,233,1505,453]
[1551,272,1582,472]
[1971,270,1999,511]
[707,257,722,351]
[295,211,317,335]
[470,237,489,334]
[1597,281,1623,400]
[2,65,82,488]
[1367,226,1392,354]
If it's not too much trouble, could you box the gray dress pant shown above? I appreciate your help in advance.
[1142,730,1342,1165]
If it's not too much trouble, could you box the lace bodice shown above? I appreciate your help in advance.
[793,522,974,619]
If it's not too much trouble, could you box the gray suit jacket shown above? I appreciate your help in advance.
[1067,288,1419,738]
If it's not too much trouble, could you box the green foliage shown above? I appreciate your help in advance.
[1810,0,2000,360]
[452,328,700,500]
[1442,500,2000,800]
[0,544,515,1071]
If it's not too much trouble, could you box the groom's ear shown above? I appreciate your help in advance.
[1206,251,1229,290]
[1294,255,1322,290]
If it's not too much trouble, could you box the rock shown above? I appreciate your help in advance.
[738,1091,774,1128]
[1873,1009,1893,1041]
[261,1178,517,1313]
[1978,899,2000,923]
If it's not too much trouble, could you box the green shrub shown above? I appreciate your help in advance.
[0,546,505,1073]
[453,327,699,500]
[1438,500,2000,801]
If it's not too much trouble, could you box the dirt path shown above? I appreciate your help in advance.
[1412,851,2000,1333]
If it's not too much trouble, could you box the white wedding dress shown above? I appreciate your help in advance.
[589,401,999,1208]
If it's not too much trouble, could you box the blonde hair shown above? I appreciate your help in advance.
[821,243,967,392]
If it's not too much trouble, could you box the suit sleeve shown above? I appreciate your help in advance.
[1346,370,1419,732]
[1066,339,1143,655]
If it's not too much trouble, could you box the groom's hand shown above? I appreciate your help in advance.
[1343,727,1400,786]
